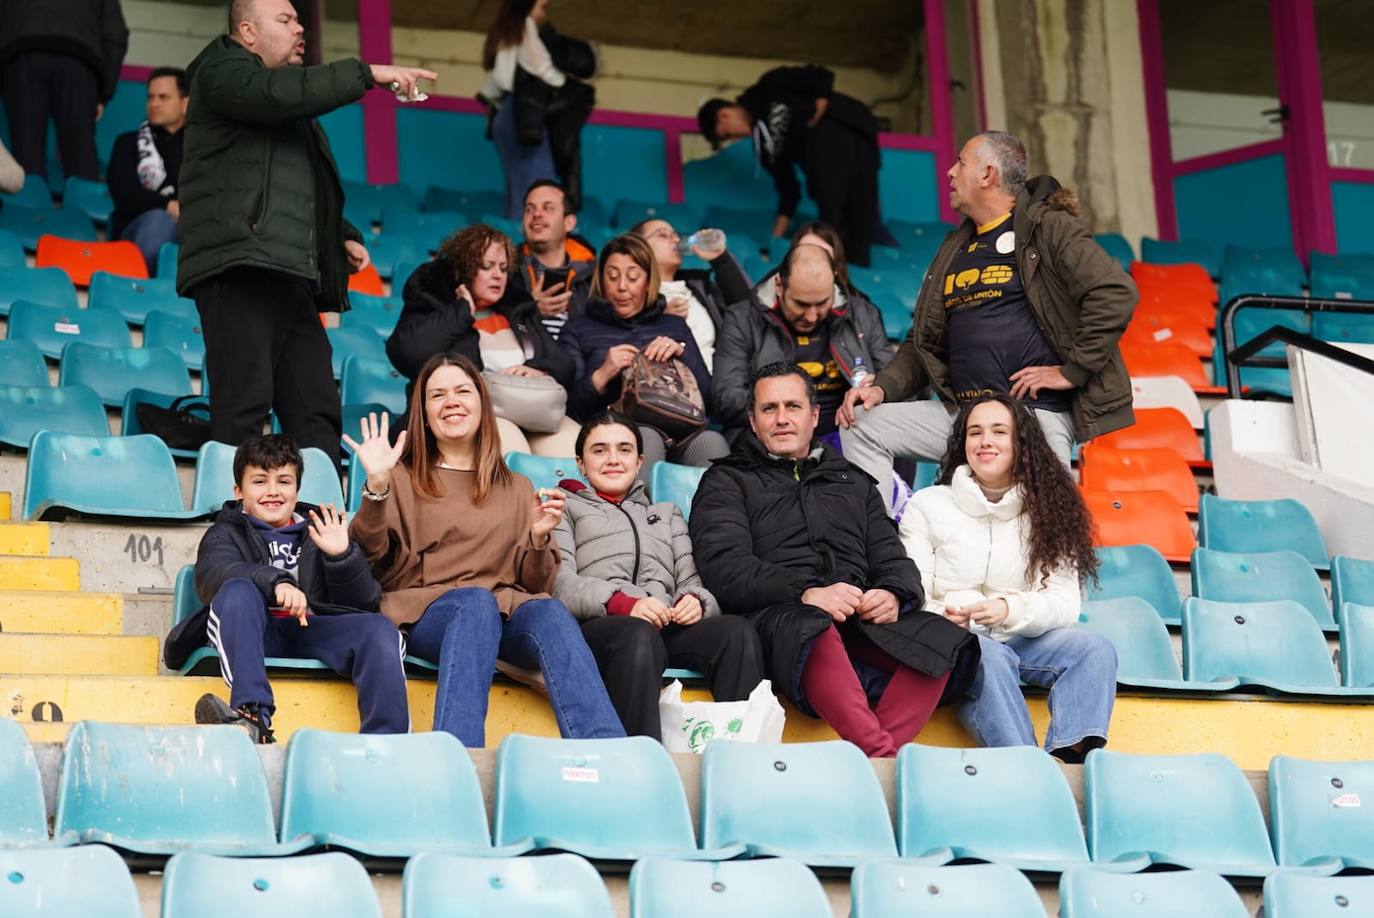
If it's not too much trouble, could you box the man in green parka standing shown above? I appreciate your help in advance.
[177,0,433,466]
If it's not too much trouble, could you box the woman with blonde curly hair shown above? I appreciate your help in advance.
[387,223,580,456]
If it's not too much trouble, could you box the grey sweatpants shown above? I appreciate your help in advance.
[839,400,1076,511]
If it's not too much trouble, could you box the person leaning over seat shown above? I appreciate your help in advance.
[552,411,765,742]
[559,233,729,479]
[346,353,624,748]
[388,223,581,457]
[900,392,1118,762]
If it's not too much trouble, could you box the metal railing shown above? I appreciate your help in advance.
[1219,295,1374,398]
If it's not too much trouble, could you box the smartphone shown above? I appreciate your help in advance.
[541,266,571,291]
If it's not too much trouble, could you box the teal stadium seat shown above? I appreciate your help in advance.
[850,264,923,300]
[871,289,914,341]
[161,852,379,918]
[628,857,829,918]
[0,266,78,316]
[144,309,206,370]
[1094,233,1135,271]
[59,343,191,407]
[156,242,178,278]
[493,734,738,861]
[613,199,701,230]
[0,203,96,250]
[8,301,131,358]
[423,186,503,218]
[1309,252,1374,301]
[1198,494,1329,570]
[1269,755,1374,871]
[53,722,310,856]
[0,846,140,917]
[0,383,109,448]
[1059,867,1249,918]
[87,271,195,324]
[0,719,53,846]
[1215,305,1309,396]
[382,207,465,237]
[577,195,610,228]
[1263,872,1374,918]
[391,258,426,293]
[367,232,436,279]
[1,174,52,209]
[1140,237,1223,278]
[62,176,114,225]
[886,219,955,247]
[1084,748,1278,876]
[701,205,775,243]
[1224,244,1307,291]
[895,743,1095,871]
[192,441,344,514]
[1340,603,1374,688]
[1313,311,1374,345]
[476,214,522,240]
[343,293,403,337]
[0,228,26,266]
[505,452,586,492]
[22,432,202,521]
[1334,557,1374,614]
[342,180,419,229]
[699,739,897,867]
[1086,544,1182,624]
[850,862,1044,918]
[1181,597,1356,695]
[402,852,613,918]
[326,326,389,379]
[1077,598,1202,689]
[340,356,408,416]
[1191,547,1334,630]
[280,729,530,858]
[0,340,49,388]
[119,389,208,458]
[648,461,705,518]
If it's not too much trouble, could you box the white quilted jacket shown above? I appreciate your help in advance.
[898,465,1081,642]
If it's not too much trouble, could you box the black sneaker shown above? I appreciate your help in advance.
[194,693,276,744]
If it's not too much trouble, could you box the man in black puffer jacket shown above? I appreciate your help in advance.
[689,361,980,758]
[177,0,433,468]
[164,434,408,743]
[0,0,128,180]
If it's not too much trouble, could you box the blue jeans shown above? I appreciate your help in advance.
[407,586,625,747]
[492,96,557,220]
[958,630,1118,752]
[120,208,179,274]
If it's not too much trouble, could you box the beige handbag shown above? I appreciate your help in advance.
[482,370,568,433]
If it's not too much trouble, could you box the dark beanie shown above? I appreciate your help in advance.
[696,98,731,150]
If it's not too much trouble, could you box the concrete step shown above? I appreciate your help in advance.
[0,555,79,591]
[0,522,48,556]
[0,633,159,676]
[45,520,204,592]
[0,589,123,634]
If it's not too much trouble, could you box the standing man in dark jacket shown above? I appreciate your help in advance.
[106,67,187,273]
[714,244,894,444]
[839,131,1136,511]
[167,435,408,743]
[698,65,881,266]
[689,361,980,758]
[0,0,128,180]
[177,0,434,466]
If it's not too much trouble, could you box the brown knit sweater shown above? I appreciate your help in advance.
[349,464,559,626]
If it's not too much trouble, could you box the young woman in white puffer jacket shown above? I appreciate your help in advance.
[900,393,1118,762]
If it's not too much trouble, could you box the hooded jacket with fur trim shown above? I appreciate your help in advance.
[873,175,1136,441]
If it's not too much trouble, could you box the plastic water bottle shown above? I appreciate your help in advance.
[850,356,870,389]
[678,228,726,254]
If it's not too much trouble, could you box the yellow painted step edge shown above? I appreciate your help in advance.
[0,590,123,635]
[0,523,50,557]
[0,493,10,522]
[0,634,159,676]
[0,556,80,592]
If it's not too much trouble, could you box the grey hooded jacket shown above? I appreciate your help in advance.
[552,480,720,621]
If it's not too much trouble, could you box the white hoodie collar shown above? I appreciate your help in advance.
[950,464,1025,521]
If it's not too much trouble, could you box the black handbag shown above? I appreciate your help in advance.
[135,395,211,451]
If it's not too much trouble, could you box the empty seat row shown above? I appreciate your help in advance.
[6,720,1374,879]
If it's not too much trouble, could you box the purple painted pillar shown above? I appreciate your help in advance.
[1273,0,1337,257]
[358,0,399,186]
[923,0,958,223]
[1136,0,1177,241]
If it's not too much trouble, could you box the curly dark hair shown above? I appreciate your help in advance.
[435,224,517,290]
[936,393,1099,589]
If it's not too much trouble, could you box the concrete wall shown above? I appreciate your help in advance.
[975,0,1157,243]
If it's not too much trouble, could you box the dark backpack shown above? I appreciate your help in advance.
[135,395,211,451]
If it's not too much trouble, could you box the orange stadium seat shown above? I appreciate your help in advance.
[1093,407,1205,466]
[1081,487,1196,563]
[1135,287,1216,330]
[348,263,384,295]
[1079,443,1200,513]
[1120,340,1219,392]
[35,235,146,286]
[1122,310,1213,358]
[1131,261,1217,303]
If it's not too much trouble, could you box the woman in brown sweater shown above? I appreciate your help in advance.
[346,352,624,746]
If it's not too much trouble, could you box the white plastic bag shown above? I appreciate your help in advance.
[659,678,786,754]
